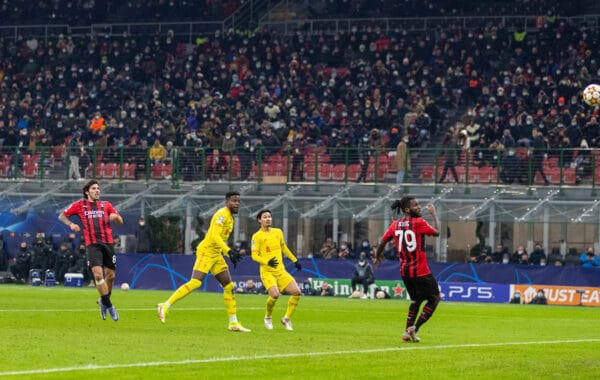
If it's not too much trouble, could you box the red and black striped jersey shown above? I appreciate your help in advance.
[381,216,436,278]
[64,199,119,246]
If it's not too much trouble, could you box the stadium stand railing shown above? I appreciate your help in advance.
[3,13,600,42]
[4,145,600,193]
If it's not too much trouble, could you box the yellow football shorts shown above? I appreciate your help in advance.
[261,270,294,291]
[193,251,229,275]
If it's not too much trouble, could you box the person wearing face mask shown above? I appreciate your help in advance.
[528,289,548,305]
[326,128,343,164]
[491,243,508,263]
[54,242,73,284]
[337,241,351,259]
[135,216,151,253]
[511,245,527,264]
[509,291,522,304]
[10,241,31,283]
[69,243,88,284]
[579,247,600,268]
[529,243,547,265]
[355,239,372,259]
[350,251,375,299]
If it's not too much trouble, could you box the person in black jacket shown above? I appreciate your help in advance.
[0,235,7,271]
[529,289,548,305]
[350,251,375,298]
[530,128,550,186]
[10,241,31,283]
[54,242,73,284]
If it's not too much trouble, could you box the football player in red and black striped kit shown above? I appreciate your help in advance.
[374,196,441,343]
[59,180,123,321]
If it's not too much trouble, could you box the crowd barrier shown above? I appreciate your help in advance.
[4,145,600,190]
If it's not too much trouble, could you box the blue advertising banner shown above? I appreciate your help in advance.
[439,282,511,303]
[114,254,600,291]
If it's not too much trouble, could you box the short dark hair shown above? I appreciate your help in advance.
[256,209,271,221]
[225,191,240,200]
[83,180,99,199]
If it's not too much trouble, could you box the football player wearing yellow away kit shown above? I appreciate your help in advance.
[251,209,302,331]
[157,191,250,332]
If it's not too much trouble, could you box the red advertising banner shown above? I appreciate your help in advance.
[511,284,600,306]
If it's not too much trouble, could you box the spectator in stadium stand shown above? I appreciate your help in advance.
[438,127,460,184]
[529,243,547,266]
[393,134,411,184]
[356,133,373,183]
[510,245,527,264]
[317,237,337,259]
[579,247,600,268]
[490,243,508,263]
[530,128,550,186]
[337,241,352,259]
[287,130,307,181]
[149,138,167,164]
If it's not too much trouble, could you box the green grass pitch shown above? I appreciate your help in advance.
[0,285,599,379]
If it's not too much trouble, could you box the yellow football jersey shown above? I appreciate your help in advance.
[197,206,234,255]
[251,227,297,272]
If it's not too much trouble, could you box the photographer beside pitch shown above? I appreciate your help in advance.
[374,196,441,343]
[59,180,123,321]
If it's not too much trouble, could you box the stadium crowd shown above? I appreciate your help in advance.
[0,2,599,183]
[0,0,241,25]
[2,1,600,268]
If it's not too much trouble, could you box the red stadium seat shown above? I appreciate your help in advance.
[121,163,136,179]
[151,163,166,179]
[420,166,435,182]
[331,165,347,181]
[317,163,333,181]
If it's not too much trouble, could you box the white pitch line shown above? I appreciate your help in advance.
[0,307,265,313]
[1,338,598,377]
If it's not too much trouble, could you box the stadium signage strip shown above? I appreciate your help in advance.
[1,339,599,376]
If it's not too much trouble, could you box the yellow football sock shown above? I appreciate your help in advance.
[166,278,201,306]
[265,296,277,318]
[284,295,300,319]
[223,282,237,318]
